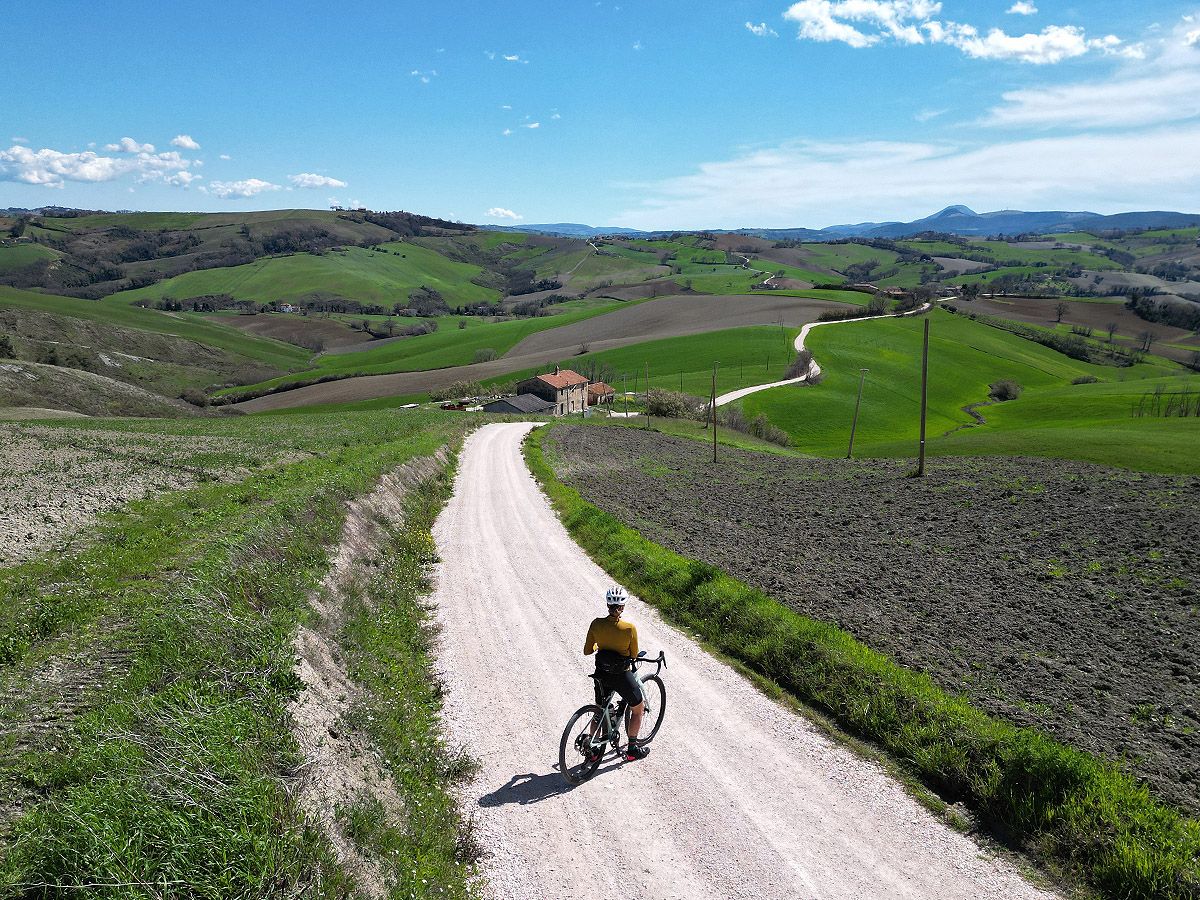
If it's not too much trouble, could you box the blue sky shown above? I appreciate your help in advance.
[3,1,1199,228]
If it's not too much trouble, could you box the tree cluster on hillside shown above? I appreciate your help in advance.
[503,266,562,296]
[407,285,451,316]
[352,209,473,237]
[1126,292,1200,332]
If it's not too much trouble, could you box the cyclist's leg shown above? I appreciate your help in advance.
[615,670,645,741]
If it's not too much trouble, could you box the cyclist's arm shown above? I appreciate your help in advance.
[583,621,596,656]
[628,624,639,660]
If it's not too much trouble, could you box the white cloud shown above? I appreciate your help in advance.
[0,144,197,188]
[746,21,779,37]
[290,172,348,189]
[501,104,512,109]
[984,17,1200,127]
[523,122,541,129]
[782,0,1137,63]
[503,54,523,62]
[104,136,156,153]
[486,207,522,220]
[1007,2,1037,15]
[633,40,643,50]
[205,178,281,199]
[171,134,201,150]
[485,50,496,59]
[219,153,232,160]
[11,136,28,144]
[551,112,562,119]
[1186,28,1200,46]
[986,68,1200,128]
[914,107,947,122]
[502,128,513,136]
[616,125,1200,229]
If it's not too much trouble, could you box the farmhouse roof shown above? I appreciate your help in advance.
[533,368,588,390]
[483,393,556,414]
[588,381,614,395]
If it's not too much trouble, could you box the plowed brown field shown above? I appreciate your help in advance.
[545,425,1200,816]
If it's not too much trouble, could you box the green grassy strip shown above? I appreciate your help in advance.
[336,456,478,899]
[523,425,1200,900]
[0,413,466,898]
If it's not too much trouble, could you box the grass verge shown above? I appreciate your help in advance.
[523,424,1200,900]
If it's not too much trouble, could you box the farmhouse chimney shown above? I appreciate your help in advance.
[555,365,560,375]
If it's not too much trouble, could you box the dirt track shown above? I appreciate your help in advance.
[237,294,851,412]
[428,423,1055,899]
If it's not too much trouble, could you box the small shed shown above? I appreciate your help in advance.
[587,381,615,405]
[482,393,556,415]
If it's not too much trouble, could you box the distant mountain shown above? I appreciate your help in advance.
[489,207,1200,241]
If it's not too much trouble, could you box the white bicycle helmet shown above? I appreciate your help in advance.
[605,585,628,606]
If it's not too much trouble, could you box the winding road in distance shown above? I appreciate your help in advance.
[428,422,1055,900]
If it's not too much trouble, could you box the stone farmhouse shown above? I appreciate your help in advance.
[587,381,615,406]
[516,367,589,416]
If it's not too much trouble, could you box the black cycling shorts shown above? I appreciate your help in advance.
[594,667,644,707]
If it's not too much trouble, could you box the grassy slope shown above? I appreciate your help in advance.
[0,244,59,273]
[108,242,499,307]
[0,411,476,897]
[486,325,802,398]
[741,309,1197,473]
[0,285,310,371]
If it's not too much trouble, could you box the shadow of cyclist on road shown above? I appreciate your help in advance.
[479,760,623,807]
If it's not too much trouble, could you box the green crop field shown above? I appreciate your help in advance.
[488,325,803,399]
[0,243,59,272]
[35,211,210,231]
[107,242,499,308]
[949,265,1067,286]
[740,309,1196,473]
[0,285,310,370]
[982,244,1122,269]
[795,243,901,272]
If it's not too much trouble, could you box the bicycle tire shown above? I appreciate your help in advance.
[559,704,607,785]
[627,673,666,744]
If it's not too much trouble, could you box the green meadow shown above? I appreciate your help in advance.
[740,309,1196,473]
[108,242,499,308]
[0,243,60,273]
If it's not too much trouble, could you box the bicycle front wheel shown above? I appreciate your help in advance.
[628,673,666,744]
[559,705,607,785]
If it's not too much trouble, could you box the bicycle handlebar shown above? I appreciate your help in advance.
[633,650,667,673]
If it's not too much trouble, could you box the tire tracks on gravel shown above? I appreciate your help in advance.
[429,421,1056,900]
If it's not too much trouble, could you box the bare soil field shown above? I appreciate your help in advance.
[208,311,373,351]
[1070,270,1200,298]
[544,425,1200,815]
[506,293,852,357]
[0,423,304,565]
[933,256,992,275]
[963,296,1199,360]
[238,293,854,411]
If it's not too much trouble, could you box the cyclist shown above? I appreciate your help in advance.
[583,585,650,761]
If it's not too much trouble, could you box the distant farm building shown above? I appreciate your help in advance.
[516,367,589,416]
[481,393,556,415]
[587,381,615,406]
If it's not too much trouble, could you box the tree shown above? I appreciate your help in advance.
[1106,321,1118,342]
[0,334,14,359]
[458,319,468,329]
[1054,301,1069,323]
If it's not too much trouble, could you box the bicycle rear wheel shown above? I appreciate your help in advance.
[627,674,666,744]
[559,705,607,785]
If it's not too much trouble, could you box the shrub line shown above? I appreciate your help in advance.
[523,424,1200,900]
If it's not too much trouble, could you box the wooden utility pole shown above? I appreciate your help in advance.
[918,318,930,476]
[622,373,628,417]
[711,362,719,463]
[847,368,869,459]
[644,361,651,430]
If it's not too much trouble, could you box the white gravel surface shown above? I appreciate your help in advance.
[431,422,1057,900]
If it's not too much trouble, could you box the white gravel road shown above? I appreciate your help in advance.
[431,422,1056,900]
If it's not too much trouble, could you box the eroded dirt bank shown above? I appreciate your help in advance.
[545,425,1200,815]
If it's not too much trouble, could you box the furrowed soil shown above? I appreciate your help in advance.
[0,423,305,565]
[544,425,1200,815]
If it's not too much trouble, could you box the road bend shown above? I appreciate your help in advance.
[430,422,1055,900]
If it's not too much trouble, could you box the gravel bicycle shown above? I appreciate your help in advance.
[558,650,667,784]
